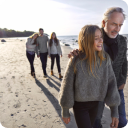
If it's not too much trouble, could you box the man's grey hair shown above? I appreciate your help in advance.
[102,7,126,27]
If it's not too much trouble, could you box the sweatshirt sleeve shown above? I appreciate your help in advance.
[104,57,120,118]
[26,38,34,45]
[58,58,75,118]
[121,40,127,84]
[48,40,51,56]
[58,40,62,55]
[26,38,36,49]
[36,38,40,55]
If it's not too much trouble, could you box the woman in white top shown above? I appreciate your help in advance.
[48,32,63,79]
[26,33,39,78]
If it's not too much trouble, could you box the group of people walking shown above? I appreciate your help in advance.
[26,6,127,128]
[26,28,63,79]
[59,7,127,128]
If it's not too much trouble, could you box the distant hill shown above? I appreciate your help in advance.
[0,28,49,38]
[0,28,35,38]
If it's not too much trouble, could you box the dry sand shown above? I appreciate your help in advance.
[0,38,127,128]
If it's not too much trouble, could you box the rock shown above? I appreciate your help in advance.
[75,40,78,42]
[21,124,26,127]
[1,39,6,42]
[11,114,14,116]
[13,102,21,108]
[65,44,70,46]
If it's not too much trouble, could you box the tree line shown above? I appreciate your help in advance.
[0,28,35,37]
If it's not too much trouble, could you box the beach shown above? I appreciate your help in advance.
[0,38,128,128]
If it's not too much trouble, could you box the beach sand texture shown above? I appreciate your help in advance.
[0,38,128,128]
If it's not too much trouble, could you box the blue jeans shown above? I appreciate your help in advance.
[40,52,48,75]
[93,90,127,128]
[26,51,35,73]
[73,101,99,128]
[118,90,127,128]
[51,54,61,73]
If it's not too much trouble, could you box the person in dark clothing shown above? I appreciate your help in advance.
[26,33,39,78]
[59,25,120,128]
[48,32,63,79]
[68,7,128,128]
[36,28,49,78]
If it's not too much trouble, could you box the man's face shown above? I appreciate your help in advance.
[103,12,124,38]
[39,30,43,35]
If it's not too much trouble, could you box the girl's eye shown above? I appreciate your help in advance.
[95,38,98,40]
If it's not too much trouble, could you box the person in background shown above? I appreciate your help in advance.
[59,25,120,128]
[36,28,49,78]
[48,32,63,79]
[68,7,128,128]
[26,33,39,78]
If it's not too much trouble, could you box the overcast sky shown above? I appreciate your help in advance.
[0,0,128,35]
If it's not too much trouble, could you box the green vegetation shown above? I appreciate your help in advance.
[0,28,35,37]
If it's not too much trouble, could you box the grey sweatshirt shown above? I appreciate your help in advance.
[36,35,49,55]
[58,53,120,118]
[48,40,62,56]
[26,38,36,52]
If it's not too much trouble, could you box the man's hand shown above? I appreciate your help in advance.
[62,117,70,124]
[37,55,40,58]
[118,84,125,90]
[110,117,119,128]
[68,49,79,58]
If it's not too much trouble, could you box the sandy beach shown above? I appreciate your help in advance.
[0,38,128,128]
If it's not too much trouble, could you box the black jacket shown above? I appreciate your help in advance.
[103,33,127,88]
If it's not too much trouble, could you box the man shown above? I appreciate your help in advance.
[69,7,127,128]
[36,28,49,78]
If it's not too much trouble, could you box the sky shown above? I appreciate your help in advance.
[0,0,128,36]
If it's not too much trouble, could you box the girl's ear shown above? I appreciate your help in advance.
[102,20,106,28]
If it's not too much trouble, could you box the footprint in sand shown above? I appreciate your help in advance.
[12,76,15,79]
[15,92,19,97]
[27,88,31,92]
[31,107,36,111]
[0,93,3,98]
[13,102,21,108]
[8,87,12,92]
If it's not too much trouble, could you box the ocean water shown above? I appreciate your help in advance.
[58,34,128,60]
[58,35,78,49]
[8,34,128,50]
[5,34,128,60]
[9,35,79,49]
[7,34,128,56]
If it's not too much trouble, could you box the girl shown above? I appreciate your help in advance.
[58,25,120,128]
[26,33,39,78]
[48,32,63,79]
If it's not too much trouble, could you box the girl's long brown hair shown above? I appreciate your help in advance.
[49,32,58,47]
[74,25,105,76]
[29,33,39,45]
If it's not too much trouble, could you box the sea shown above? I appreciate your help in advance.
[11,35,79,49]
[10,34,128,50]
[9,34,128,59]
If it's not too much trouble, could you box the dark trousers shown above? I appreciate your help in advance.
[26,51,35,73]
[73,101,99,128]
[40,52,48,75]
[51,54,61,73]
[93,90,127,128]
